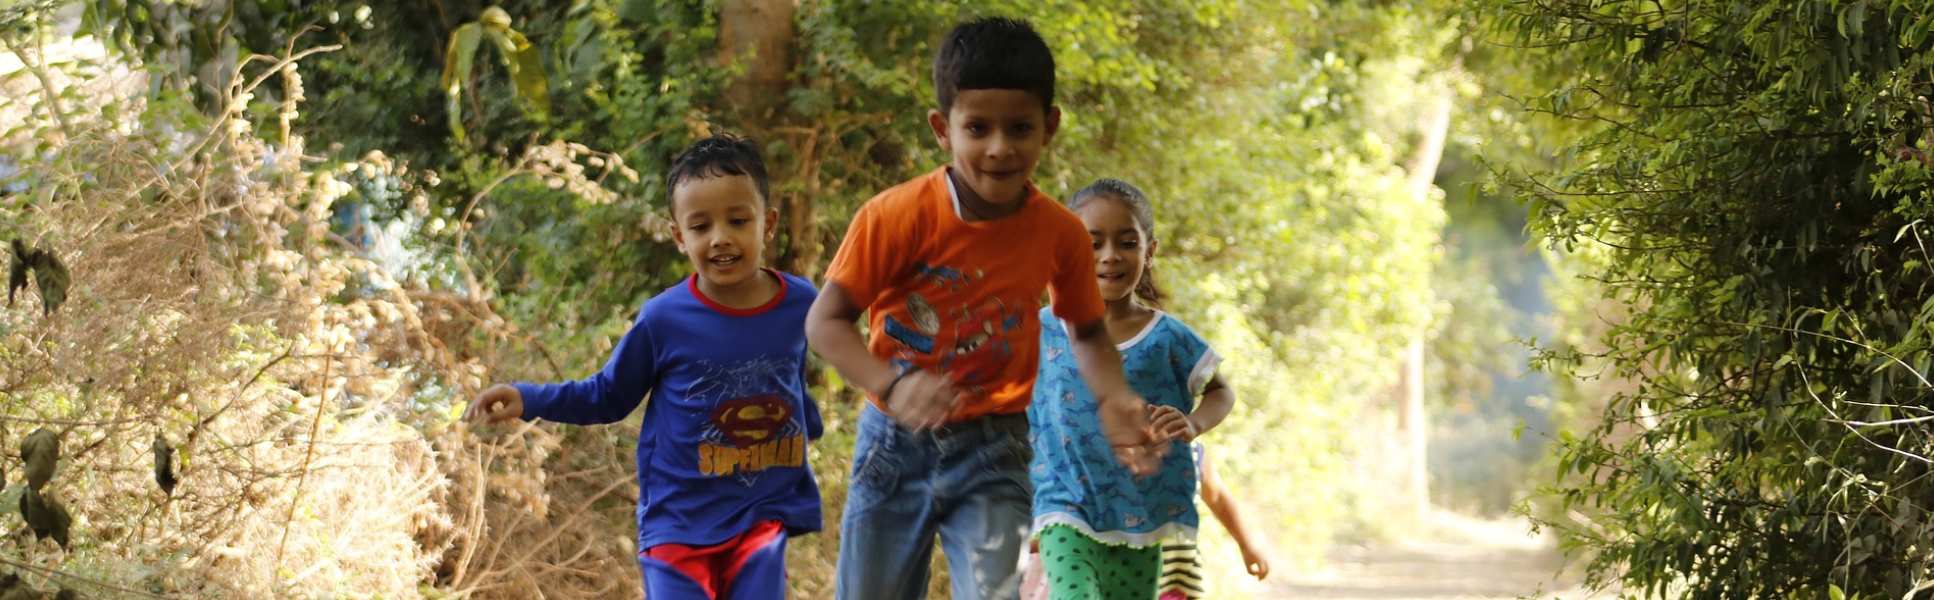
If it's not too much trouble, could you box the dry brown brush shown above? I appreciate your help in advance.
[0,41,639,599]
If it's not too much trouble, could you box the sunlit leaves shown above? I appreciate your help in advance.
[1496,0,1934,596]
[441,7,551,145]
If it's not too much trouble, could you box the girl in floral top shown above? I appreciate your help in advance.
[1025,179,1237,599]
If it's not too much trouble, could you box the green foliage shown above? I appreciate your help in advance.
[440,6,551,145]
[76,0,722,334]
[1490,0,1934,597]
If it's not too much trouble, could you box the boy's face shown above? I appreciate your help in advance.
[928,89,1060,207]
[668,174,777,290]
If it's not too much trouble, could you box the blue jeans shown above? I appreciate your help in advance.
[836,404,1033,600]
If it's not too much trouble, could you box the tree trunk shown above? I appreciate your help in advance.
[1398,81,1454,518]
[718,1,820,278]
[719,0,795,119]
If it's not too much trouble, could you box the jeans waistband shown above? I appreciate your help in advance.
[930,411,1028,441]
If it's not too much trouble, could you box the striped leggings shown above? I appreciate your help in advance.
[1155,540,1205,600]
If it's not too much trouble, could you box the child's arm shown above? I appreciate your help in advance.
[1066,319,1161,474]
[465,308,658,426]
[1199,450,1269,580]
[1152,375,1235,441]
[1190,375,1236,437]
[809,199,959,430]
[805,283,960,430]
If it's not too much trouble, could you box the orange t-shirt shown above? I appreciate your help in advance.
[825,167,1105,421]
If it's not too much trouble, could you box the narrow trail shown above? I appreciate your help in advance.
[1268,510,1607,600]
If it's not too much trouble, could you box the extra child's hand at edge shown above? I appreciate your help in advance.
[1097,393,1165,476]
[1149,405,1196,442]
[465,384,525,426]
[884,369,961,431]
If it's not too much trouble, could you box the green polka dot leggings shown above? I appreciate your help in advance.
[1036,525,1160,600]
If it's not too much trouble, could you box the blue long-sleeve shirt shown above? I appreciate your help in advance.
[514,270,823,548]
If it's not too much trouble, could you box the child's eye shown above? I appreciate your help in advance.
[1122,240,1138,249]
[1091,241,1103,250]
[730,218,751,226]
[966,123,989,135]
[689,223,709,231]
[1011,123,1034,135]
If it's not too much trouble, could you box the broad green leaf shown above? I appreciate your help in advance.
[441,8,548,143]
[485,29,550,122]
[617,0,654,23]
[441,22,482,144]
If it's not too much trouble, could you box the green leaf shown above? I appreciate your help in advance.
[1829,583,1846,600]
[1894,219,1921,243]
[441,10,549,143]
[486,29,550,122]
[440,22,483,144]
[618,0,655,23]
[508,44,551,120]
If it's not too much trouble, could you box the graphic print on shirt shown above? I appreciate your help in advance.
[688,357,807,485]
[879,262,1025,396]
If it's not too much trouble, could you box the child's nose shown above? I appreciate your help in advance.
[987,136,1016,160]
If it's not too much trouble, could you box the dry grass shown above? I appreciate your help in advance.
[0,38,642,598]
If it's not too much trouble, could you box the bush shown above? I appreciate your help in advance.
[1493,0,1934,596]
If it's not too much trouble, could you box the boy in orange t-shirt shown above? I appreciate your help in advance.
[804,17,1162,600]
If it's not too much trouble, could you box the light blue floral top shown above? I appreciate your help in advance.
[1028,308,1219,547]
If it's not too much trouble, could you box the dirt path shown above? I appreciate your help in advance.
[1267,510,1606,600]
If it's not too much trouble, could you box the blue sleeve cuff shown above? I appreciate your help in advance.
[513,382,553,422]
[804,397,825,441]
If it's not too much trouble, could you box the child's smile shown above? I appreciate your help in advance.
[670,174,779,307]
[707,251,745,271]
[931,88,1059,218]
[1078,198,1152,303]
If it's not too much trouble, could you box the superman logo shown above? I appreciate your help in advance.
[710,395,793,449]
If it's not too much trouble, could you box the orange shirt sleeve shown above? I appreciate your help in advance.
[1047,207,1105,327]
[824,198,908,310]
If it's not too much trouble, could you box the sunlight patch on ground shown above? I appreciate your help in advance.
[1270,508,1610,600]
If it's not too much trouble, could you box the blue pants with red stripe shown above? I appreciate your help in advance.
[638,520,789,599]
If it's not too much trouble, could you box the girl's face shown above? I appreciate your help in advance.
[1076,196,1154,303]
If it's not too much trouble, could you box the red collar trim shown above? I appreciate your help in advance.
[688,269,788,316]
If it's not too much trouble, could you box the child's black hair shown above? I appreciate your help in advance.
[665,134,769,206]
[1070,178,1165,308]
[932,17,1056,113]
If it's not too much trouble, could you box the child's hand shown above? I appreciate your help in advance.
[1148,405,1197,442]
[464,384,525,425]
[1242,546,1270,580]
[1097,393,1164,475]
[884,369,961,431]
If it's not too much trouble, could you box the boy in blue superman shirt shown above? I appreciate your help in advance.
[466,135,820,599]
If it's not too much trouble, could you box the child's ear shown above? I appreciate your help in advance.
[1044,106,1062,143]
[764,205,780,241]
[1146,235,1158,259]
[928,109,951,153]
[666,215,684,247]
